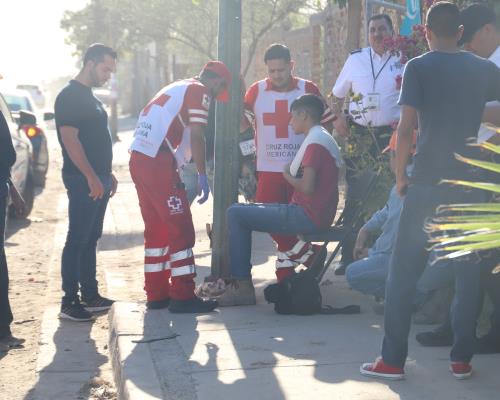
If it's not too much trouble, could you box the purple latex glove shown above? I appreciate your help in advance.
[197,173,210,204]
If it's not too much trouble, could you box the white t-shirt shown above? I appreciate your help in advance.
[478,46,500,143]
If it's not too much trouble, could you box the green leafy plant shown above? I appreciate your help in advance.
[426,128,500,273]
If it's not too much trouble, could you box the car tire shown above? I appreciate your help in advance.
[10,175,34,219]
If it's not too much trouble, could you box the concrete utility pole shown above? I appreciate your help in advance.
[210,0,242,278]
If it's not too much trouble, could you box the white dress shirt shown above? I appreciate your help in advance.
[478,45,500,143]
[332,47,404,127]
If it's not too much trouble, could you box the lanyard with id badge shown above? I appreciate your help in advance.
[366,49,392,111]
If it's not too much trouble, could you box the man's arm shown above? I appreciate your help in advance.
[190,124,206,175]
[190,123,210,204]
[353,203,389,260]
[331,96,349,137]
[395,105,418,197]
[283,165,316,195]
[60,126,104,200]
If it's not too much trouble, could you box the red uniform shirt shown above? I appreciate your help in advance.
[291,143,339,228]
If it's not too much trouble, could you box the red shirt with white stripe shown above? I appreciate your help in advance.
[291,143,339,228]
[244,77,335,172]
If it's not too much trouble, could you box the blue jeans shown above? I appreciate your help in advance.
[346,252,453,302]
[61,173,111,305]
[382,184,486,367]
[227,203,318,278]
[0,180,12,337]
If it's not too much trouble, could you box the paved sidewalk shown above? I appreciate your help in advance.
[107,130,500,400]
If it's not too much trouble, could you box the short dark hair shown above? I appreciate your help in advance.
[290,94,324,123]
[368,14,394,33]
[264,43,291,63]
[83,43,117,66]
[426,1,461,38]
[459,3,497,46]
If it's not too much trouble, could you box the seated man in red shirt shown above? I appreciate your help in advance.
[218,94,342,306]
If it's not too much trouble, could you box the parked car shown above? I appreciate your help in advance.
[3,89,53,186]
[16,84,46,109]
[0,93,35,218]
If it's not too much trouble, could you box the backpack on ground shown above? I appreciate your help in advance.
[264,270,360,316]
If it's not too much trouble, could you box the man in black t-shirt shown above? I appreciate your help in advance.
[54,43,117,321]
[0,111,25,351]
[360,2,500,381]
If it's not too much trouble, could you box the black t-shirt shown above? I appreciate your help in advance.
[399,51,500,184]
[0,111,16,182]
[55,80,112,176]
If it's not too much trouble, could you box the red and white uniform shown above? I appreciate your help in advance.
[244,77,335,278]
[129,79,210,302]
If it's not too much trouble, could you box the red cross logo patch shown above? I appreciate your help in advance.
[167,196,183,215]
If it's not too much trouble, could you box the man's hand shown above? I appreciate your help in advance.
[353,228,369,260]
[333,115,349,138]
[396,174,409,197]
[197,173,210,204]
[110,173,118,198]
[353,246,369,261]
[9,183,26,217]
[87,174,104,200]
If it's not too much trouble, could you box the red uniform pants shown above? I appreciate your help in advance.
[256,171,314,281]
[129,150,197,301]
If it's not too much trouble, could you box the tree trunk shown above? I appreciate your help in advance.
[346,0,363,52]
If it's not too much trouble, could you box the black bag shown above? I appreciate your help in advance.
[264,270,361,316]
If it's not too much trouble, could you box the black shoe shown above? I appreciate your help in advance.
[59,302,96,321]
[476,334,500,354]
[146,298,171,310]
[81,294,115,312]
[416,330,453,347]
[334,261,349,276]
[169,297,218,314]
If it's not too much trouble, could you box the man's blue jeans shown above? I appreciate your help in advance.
[346,252,453,302]
[227,203,318,279]
[382,184,486,367]
[61,173,111,305]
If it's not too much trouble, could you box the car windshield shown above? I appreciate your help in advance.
[4,94,33,112]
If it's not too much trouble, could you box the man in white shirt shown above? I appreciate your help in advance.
[331,14,403,272]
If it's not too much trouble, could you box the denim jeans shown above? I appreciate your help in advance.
[346,252,453,302]
[382,184,486,367]
[227,203,318,278]
[61,173,111,305]
[0,180,13,337]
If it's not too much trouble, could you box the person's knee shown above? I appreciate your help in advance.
[226,203,244,224]
[346,261,364,289]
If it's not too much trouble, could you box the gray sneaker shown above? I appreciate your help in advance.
[218,279,256,307]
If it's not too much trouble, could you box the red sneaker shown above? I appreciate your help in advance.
[450,362,472,380]
[360,357,405,380]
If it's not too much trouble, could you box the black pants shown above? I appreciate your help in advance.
[341,123,392,264]
[0,180,13,338]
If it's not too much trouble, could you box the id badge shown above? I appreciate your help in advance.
[365,93,381,111]
[239,138,256,156]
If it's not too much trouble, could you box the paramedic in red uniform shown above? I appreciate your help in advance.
[129,61,231,313]
[244,43,335,281]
